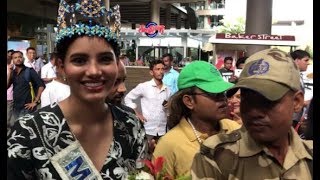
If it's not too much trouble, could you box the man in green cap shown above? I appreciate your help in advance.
[191,48,313,180]
[153,61,241,179]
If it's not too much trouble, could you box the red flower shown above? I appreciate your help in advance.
[143,156,165,176]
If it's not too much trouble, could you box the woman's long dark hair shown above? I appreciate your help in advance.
[167,87,195,129]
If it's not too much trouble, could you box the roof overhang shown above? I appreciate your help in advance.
[120,28,215,39]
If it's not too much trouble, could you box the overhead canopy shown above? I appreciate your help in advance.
[203,43,249,51]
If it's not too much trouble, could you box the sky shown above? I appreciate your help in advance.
[225,0,313,48]
[226,0,313,22]
[272,0,313,21]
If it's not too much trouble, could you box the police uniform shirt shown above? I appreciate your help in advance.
[191,126,313,180]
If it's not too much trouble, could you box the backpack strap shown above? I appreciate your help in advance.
[23,67,36,102]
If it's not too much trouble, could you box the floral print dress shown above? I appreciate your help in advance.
[7,102,148,180]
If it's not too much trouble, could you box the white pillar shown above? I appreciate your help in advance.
[136,38,140,61]
[46,24,54,55]
[182,35,187,58]
[204,16,211,29]
[204,0,211,29]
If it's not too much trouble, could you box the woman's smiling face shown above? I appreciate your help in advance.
[228,90,241,115]
[62,36,118,103]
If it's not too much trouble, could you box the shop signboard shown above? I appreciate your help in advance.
[208,33,300,71]
[138,22,165,38]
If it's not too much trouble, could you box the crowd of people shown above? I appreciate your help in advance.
[7,0,313,179]
[191,49,313,180]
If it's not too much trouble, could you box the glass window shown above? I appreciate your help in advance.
[210,15,224,27]
[137,46,183,65]
[209,0,225,9]
[138,46,156,65]
[170,47,184,65]
[197,16,204,29]
[187,47,200,61]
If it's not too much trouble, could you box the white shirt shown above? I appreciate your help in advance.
[301,65,313,101]
[124,79,171,136]
[40,80,70,108]
[24,58,44,74]
[41,61,57,79]
[24,59,35,69]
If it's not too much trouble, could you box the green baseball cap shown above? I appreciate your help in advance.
[178,61,234,93]
[227,48,300,101]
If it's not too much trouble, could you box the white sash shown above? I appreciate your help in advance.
[51,141,103,180]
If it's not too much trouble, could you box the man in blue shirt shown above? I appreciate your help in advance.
[162,53,179,96]
[7,51,45,120]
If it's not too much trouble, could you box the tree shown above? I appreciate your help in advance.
[304,45,313,59]
[216,17,245,34]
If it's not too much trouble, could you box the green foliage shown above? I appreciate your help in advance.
[127,175,137,180]
[175,175,192,180]
[304,45,313,58]
[216,17,245,34]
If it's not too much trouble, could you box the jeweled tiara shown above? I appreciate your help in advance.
[55,0,121,44]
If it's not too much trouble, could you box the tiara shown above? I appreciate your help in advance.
[55,0,121,44]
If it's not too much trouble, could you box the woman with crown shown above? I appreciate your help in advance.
[7,0,148,179]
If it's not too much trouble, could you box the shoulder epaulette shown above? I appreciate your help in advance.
[200,129,241,156]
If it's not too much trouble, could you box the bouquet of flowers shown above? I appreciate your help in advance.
[127,156,190,180]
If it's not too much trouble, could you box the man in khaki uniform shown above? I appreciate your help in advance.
[191,48,313,180]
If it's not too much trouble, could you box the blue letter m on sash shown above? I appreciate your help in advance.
[65,156,92,180]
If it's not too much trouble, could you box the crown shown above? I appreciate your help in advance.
[55,0,121,44]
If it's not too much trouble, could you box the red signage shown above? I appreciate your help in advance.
[216,33,295,41]
[138,23,165,37]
